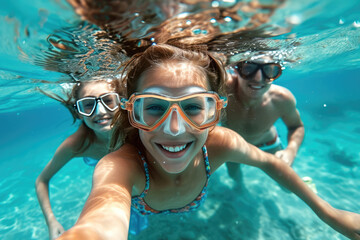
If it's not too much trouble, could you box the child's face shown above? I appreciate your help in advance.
[78,81,117,133]
[137,61,210,174]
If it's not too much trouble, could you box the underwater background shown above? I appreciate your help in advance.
[0,0,359,239]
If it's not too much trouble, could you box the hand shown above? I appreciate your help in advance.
[275,149,295,166]
[327,209,360,240]
[48,219,65,240]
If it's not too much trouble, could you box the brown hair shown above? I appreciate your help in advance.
[38,78,122,154]
[110,43,227,151]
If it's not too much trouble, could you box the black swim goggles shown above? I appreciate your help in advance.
[234,61,282,82]
[74,92,120,117]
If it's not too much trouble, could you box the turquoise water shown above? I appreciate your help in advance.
[1,0,360,239]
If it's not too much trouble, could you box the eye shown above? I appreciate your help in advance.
[182,104,204,116]
[144,104,167,116]
[80,100,95,109]
[241,63,258,75]
[84,103,94,109]
[103,99,114,105]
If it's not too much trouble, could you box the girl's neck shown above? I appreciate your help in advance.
[94,130,112,145]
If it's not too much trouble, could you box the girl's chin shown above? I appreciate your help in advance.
[93,125,112,133]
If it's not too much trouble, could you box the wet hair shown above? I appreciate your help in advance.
[38,78,122,154]
[110,43,227,151]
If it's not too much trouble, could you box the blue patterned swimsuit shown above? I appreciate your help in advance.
[83,157,99,166]
[131,145,211,215]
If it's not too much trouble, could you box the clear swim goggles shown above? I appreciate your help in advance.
[75,92,120,117]
[120,92,228,132]
[234,61,282,81]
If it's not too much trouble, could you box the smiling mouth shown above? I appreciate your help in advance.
[94,118,111,124]
[157,142,192,153]
[248,84,264,90]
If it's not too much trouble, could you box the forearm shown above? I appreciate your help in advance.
[59,211,129,240]
[262,156,333,219]
[59,185,131,240]
[286,125,304,155]
[265,162,360,239]
[35,178,57,225]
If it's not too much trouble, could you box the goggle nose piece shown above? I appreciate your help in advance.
[94,99,107,114]
[163,108,187,136]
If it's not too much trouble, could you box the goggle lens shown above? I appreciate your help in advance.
[78,98,96,115]
[124,92,227,131]
[101,94,120,111]
[180,96,216,126]
[133,97,169,127]
[236,62,282,81]
[76,93,120,116]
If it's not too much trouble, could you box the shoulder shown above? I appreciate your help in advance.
[268,85,296,108]
[206,126,249,168]
[99,144,140,168]
[94,144,145,189]
[52,126,85,159]
[207,126,249,151]
[60,126,87,155]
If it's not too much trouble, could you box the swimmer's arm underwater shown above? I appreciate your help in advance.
[208,126,360,240]
[274,88,305,166]
[259,156,360,240]
[57,146,138,240]
[35,137,77,239]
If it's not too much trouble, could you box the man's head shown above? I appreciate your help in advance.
[232,56,283,98]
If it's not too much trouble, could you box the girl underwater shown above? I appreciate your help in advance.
[35,78,123,239]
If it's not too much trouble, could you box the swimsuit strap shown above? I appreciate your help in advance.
[137,150,150,198]
[202,145,211,177]
[83,157,99,167]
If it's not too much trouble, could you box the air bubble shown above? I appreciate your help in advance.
[224,16,232,22]
[352,21,360,28]
[193,29,201,35]
[212,1,219,8]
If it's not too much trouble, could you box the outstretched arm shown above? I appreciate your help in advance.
[58,146,137,240]
[261,156,360,240]
[208,127,360,240]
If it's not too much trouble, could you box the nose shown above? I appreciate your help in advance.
[170,110,180,133]
[94,100,107,115]
[253,69,265,82]
[163,108,186,136]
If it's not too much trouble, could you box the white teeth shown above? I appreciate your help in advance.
[161,144,187,153]
[95,119,109,123]
[250,85,262,89]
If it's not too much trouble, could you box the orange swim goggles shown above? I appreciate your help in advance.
[120,92,228,132]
